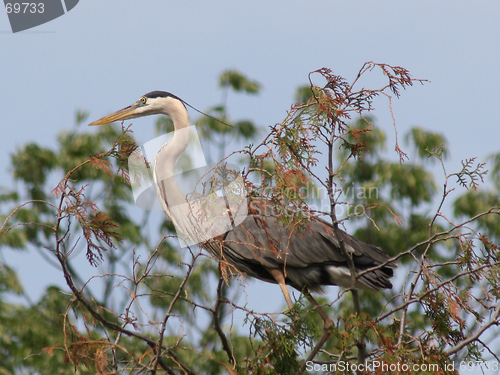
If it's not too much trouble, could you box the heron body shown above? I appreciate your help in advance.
[89,91,396,309]
[218,210,394,292]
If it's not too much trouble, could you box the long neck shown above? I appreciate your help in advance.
[156,103,190,179]
[153,99,191,219]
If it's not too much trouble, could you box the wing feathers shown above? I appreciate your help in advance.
[216,212,395,291]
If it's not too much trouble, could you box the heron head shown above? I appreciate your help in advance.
[89,91,186,126]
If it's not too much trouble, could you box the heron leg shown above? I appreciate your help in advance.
[267,268,294,310]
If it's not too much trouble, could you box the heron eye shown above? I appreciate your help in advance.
[140,97,147,105]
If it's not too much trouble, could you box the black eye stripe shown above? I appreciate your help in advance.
[139,91,186,109]
[143,91,184,103]
[144,90,173,99]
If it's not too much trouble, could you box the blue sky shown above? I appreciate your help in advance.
[1,1,500,364]
[2,2,499,171]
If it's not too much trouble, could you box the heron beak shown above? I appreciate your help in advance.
[88,104,138,126]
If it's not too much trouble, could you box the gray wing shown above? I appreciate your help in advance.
[216,213,396,292]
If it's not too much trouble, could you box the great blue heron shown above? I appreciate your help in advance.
[89,91,396,311]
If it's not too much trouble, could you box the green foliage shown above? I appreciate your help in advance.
[0,286,83,375]
[219,69,262,94]
[405,126,449,161]
[294,85,323,105]
[242,64,499,372]
[0,265,23,294]
[12,144,57,187]
[1,65,499,374]
[243,303,318,374]
[454,189,500,239]
[488,151,500,187]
